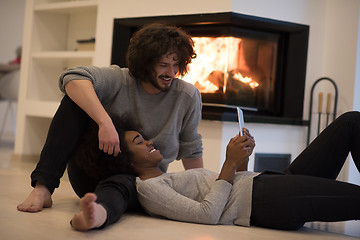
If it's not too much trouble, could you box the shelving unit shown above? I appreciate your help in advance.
[14,0,98,161]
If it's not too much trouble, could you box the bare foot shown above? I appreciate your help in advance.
[71,193,107,231]
[17,183,53,212]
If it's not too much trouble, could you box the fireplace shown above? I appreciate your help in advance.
[111,12,309,125]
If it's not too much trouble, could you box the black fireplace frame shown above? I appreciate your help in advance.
[111,12,309,125]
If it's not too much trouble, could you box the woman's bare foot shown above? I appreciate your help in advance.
[17,183,53,212]
[71,193,107,231]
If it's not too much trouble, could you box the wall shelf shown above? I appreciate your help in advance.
[34,0,98,13]
[32,51,95,59]
[24,100,60,118]
[14,0,99,157]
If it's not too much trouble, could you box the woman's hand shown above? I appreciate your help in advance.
[218,130,255,183]
[98,118,121,156]
[225,134,253,168]
[242,128,256,156]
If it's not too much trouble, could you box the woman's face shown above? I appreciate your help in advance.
[124,131,163,167]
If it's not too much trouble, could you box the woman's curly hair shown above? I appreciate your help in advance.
[126,22,196,82]
[72,114,139,181]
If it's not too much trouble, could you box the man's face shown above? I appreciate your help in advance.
[142,52,180,94]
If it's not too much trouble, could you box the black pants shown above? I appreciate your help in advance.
[251,111,360,230]
[30,95,140,227]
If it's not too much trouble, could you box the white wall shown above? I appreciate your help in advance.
[0,0,25,137]
[93,0,232,67]
[0,0,25,63]
[322,0,359,113]
[348,0,360,193]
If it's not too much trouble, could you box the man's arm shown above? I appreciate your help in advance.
[65,80,120,156]
[181,157,203,170]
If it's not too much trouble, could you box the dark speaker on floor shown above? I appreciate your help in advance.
[254,153,291,172]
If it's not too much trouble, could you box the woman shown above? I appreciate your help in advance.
[71,111,360,231]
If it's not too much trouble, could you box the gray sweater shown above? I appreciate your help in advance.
[59,65,203,171]
[136,168,260,227]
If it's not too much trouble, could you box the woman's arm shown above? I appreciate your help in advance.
[137,177,232,224]
[65,80,120,156]
[138,131,255,225]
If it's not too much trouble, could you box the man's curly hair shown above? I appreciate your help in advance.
[72,114,139,181]
[126,22,196,82]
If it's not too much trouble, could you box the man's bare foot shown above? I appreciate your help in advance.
[17,183,53,212]
[71,193,107,231]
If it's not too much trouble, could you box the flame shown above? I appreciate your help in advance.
[233,72,259,89]
[195,79,218,92]
[183,37,241,93]
[183,36,259,93]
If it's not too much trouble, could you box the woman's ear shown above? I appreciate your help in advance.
[130,162,140,176]
[130,161,138,170]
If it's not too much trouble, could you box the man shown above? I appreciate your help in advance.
[17,23,203,228]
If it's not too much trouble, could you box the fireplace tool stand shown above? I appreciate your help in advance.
[306,77,338,146]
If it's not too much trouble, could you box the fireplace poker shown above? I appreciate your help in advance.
[326,93,331,126]
[318,92,323,136]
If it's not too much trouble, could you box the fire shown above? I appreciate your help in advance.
[183,37,259,93]
[233,72,259,89]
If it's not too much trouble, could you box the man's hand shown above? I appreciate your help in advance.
[65,80,121,157]
[98,119,120,156]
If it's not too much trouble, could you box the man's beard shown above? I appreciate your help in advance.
[150,75,172,92]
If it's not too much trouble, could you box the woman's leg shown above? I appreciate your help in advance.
[71,193,107,231]
[284,111,360,179]
[251,174,360,230]
[30,95,90,193]
[71,175,141,231]
[68,156,142,228]
[92,174,142,228]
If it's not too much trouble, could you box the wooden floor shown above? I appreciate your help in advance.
[0,135,359,240]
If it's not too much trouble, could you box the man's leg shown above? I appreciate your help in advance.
[30,95,90,192]
[17,95,89,212]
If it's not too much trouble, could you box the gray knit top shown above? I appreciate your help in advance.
[59,65,203,171]
[136,168,260,226]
